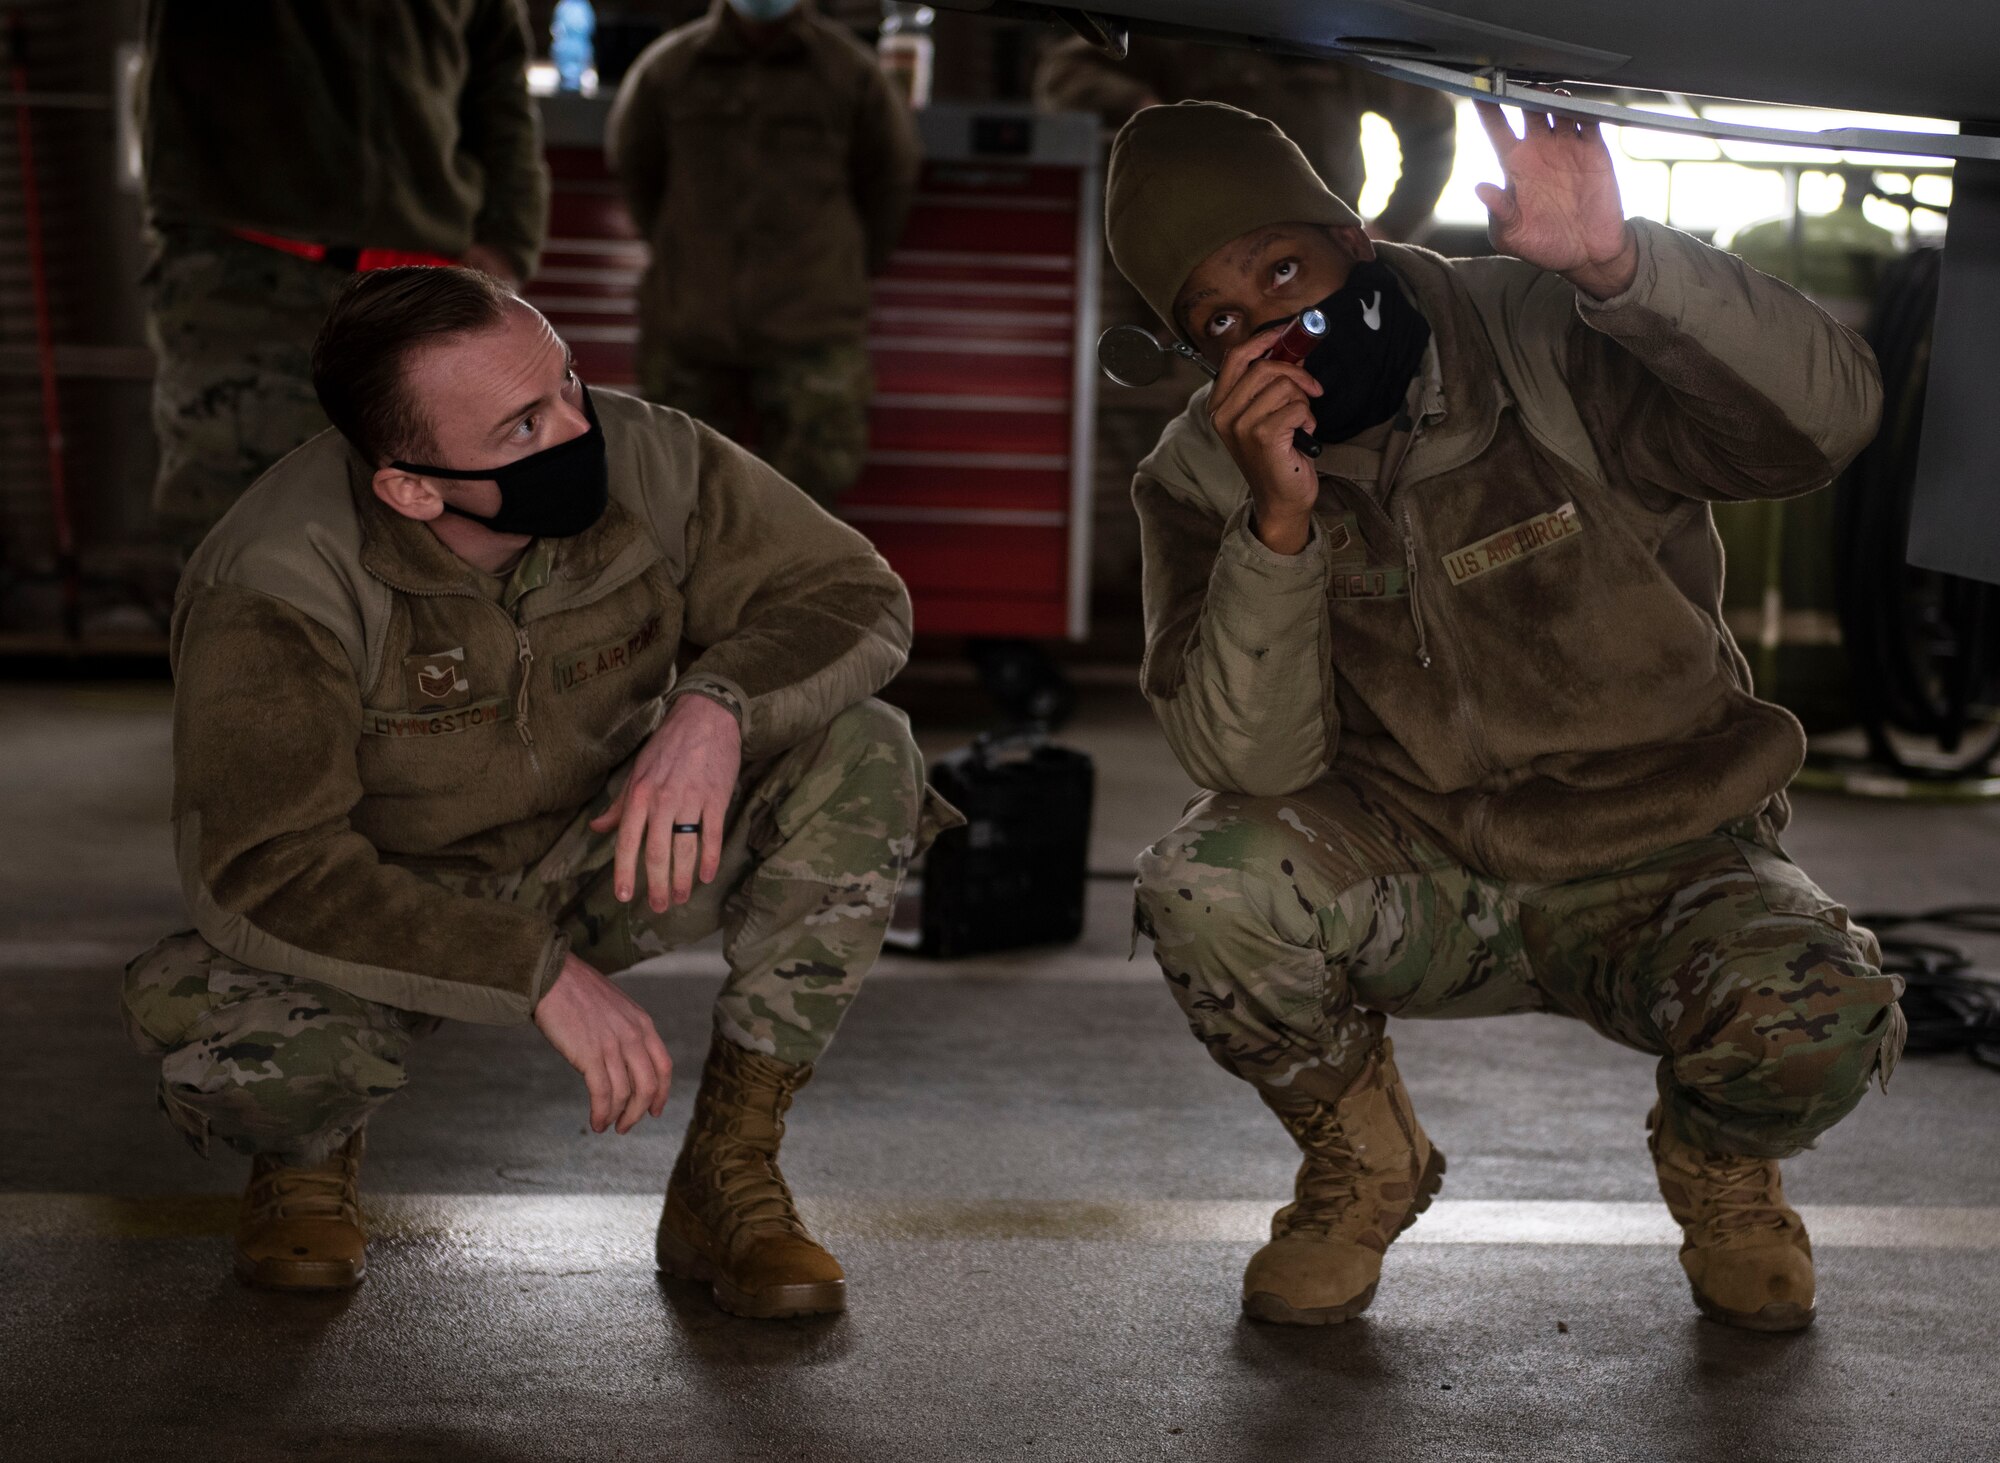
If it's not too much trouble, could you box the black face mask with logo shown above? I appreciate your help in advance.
[392,382,609,539]
[1295,259,1432,445]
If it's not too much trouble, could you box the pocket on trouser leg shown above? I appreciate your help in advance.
[1728,833,1853,932]
[1657,924,1901,1158]
[714,894,873,1068]
[913,783,966,861]
[1729,832,1906,1098]
[1872,999,1907,1093]
[155,1078,213,1159]
[154,977,430,1162]
[717,850,904,1066]
[756,699,932,875]
[121,929,231,1055]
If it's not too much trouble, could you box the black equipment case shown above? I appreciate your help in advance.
[917,734,1095,958]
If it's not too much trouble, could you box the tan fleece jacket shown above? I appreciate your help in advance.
[171,391,912,1024]
[1135,220,1882,881]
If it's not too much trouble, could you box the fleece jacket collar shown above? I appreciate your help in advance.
[1372,245,1506,498]
[349,452,659,618]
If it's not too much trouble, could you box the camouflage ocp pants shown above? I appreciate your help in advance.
[142,228,349,546]
[638,335,873,509]
[122,699,933,1163]
[1135,777,1906,1160]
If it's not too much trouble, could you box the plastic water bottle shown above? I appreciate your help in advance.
[551,0,596,94]
[878,3,934,109]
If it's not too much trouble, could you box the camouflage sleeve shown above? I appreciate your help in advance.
[849,57,920,275]
[605,42,671,239]
[669,421,913,760]
[461,0,551,279]
[1134,474,1337,797]
[169,585,567,1026]
[1354,72,1457,242]
[1568,219,1885,502]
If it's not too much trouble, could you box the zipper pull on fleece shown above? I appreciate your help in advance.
[1400,507,1433,669]
[513,625,536,746]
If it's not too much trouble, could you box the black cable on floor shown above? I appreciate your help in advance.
[1856,906,2000,1072]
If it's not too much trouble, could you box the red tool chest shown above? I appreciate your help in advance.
[528,100,1100,643]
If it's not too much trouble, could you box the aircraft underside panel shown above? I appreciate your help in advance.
[950,1,2000,123]
[1906,158,2000,586]
[954,0,2000,583]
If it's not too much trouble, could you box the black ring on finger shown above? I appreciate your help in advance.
[670,823,701,835]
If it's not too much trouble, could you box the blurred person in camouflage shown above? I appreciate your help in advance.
[1036,34,1457,245]
[137,0,550,547]
[121,267,954,1315]
[605,0,919,508]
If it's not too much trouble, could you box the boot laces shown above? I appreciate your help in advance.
[1285,1106,1367,1234]
[701,1114,807,1240]
[249,1154,359,1225]
[1691,1152,1791,1241]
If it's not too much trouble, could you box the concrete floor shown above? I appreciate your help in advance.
[3,682,1998,1462]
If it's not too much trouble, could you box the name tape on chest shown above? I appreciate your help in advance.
[1329,567,1409,600]
[1442,502,1581,587]
[363,697,513,739]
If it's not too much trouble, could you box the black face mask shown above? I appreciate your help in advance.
[1295,260,1431,445]
[392,383,609,539]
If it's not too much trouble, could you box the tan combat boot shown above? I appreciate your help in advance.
[1648,1104,1815,1332]
[656,1037,846,1319]
[1242,1038,1446,1325]
[234,1128,368,1291]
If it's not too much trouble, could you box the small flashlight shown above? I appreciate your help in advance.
[1262,309,1327,458]
[1264,308,1328,367]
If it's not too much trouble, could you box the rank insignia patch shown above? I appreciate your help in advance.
[404,647,472,710]
[1323,511,1366,565]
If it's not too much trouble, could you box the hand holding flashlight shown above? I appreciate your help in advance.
[1207,314,1327,555]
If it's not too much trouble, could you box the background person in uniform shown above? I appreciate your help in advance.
[121,268,952,1317]
[1111,103,1904,1333]
[605,0,919,509]
[138,0,550,547]
[1036,35,1456,243]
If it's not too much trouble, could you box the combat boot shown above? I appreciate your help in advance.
[234,1128,367,1291]
[1242,1038,1446,1325]
[1648,1104,1815,1332]
[656,1037,845,1319]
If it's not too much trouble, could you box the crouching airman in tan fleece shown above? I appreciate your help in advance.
[1113,101,1905,1332]
[122,267,956,1316]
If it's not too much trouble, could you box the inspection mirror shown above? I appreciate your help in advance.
[1095,324,1175,388]
[1097,324,1220,388]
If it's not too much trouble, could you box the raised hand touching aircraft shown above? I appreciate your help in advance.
[1474,98,1639,300]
